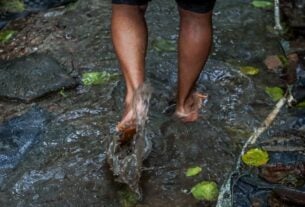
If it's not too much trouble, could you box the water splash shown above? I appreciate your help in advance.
[107,83,153,198]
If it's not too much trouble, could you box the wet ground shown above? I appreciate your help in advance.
[0,0,302,206]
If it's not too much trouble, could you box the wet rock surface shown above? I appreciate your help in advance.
[1,0,303,206]
[0,107,50,186]
[233,125,305,206]
[0,0,77,29]
[23,0,77,10]
[0,53,77,102]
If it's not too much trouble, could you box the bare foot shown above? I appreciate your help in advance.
[116,105,135,131]
[116,104,137,144]
[174,92,207,122]
[116,84,152,144]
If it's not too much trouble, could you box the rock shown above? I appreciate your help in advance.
[0,53,77,102]
[0,107,50,185]
[273,187,305,206]
[259,162,305,187]
[24,0,77,11]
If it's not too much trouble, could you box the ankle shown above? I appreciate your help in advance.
[175,104,187,114]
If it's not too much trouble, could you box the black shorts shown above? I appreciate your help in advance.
[112,0,216,13]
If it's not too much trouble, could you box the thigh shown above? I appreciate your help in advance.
[176,0,216,13]
[112,0,150,6]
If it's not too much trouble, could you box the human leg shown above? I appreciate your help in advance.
[175,1,214,122]
[111,2,148,130]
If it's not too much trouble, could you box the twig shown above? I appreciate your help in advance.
[274,0,283,32]
[216,95,289,207]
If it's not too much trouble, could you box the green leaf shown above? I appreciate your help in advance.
[265,87,284,101]
[251,1,273,9]
[278,55,289,67]
[118,189,138,207]
[0,30,16,44]
[186,166,202,177]
[191,181,219,201]
[296,101,305,108]
[82,71,119,86]
[59,88,68,98]
[242,148,269,167]
[240,66,260,76]
[0,0,25,12]
[152,38,176,52]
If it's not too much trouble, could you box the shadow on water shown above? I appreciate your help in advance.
[0,0,291,206]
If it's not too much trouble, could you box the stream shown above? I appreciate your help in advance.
[1,0,303,206]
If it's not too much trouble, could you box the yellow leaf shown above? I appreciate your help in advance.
[242,148,269,167]
[240,66,260,76]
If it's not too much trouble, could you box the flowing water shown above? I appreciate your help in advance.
[0,0,300,206]
[107,83,153,198]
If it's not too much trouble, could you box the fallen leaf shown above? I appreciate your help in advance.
[191,181,219,201]
[240,66,260,76]
[265,87,284,101]
[186,166,202,177]
[118,189,138,207]
[82,71,119,86]
[251,1,273,9]
[278,55,289,67]
[264,55,284,71]
[59,88,68,98]
[0,30,16,44]
[296,101,305,108]
[242,148,269,167]
[152,38,176,52]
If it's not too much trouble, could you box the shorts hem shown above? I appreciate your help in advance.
[112,0,149,6]
[176,1,216,14]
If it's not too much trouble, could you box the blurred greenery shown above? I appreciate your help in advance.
[82,71,120,86]
[0,30,16,43]
[265,86,284,102]
[0,0,25,12]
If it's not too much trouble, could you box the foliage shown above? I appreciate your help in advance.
[186,166,202,177]
[242,148,269,167]
[118,190,138,207]
[296,101,305,108]
[59,88,68,97]
[82,71,119,86]
[152,38,176,52]
[278,55,289,67]
[0,0,25,12]
[0,30,15,44]
[191,181,219,201]
[265,86,284,101]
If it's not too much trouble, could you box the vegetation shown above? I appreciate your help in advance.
[0,0,25,13]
